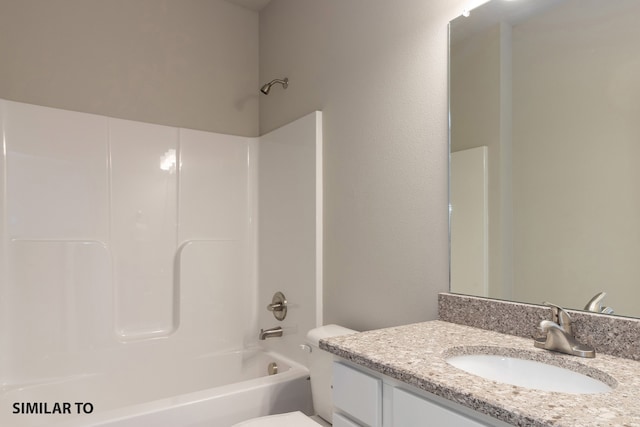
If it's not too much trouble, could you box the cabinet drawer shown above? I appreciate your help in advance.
[393,387,489,427]
[333,412,365,427]
[333,362,382,427]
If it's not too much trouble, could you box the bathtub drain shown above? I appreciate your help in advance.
[267,362,278,375]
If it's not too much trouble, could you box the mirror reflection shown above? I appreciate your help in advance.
[449,0,640,318]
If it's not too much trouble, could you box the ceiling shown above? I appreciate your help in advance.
[225,0,272,12]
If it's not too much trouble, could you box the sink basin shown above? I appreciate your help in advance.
[446,354,612,394]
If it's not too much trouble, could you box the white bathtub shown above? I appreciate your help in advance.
[1,349,313,427]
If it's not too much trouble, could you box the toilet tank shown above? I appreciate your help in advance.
[306,325,357,423]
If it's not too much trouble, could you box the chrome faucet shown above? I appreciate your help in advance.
[259,326,283,340]
[533,302,595,358]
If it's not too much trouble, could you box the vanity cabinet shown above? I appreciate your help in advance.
[392,387,488,427]
[333,413,367,427]
[332,362,382,427]
[332,361,508,427]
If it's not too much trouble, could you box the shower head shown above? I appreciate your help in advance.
[260,77,289,95]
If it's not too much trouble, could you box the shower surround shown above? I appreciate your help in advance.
[0,99,322,425]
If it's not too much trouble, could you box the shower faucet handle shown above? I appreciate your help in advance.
[267,302,285,311]
[267,291,288,321]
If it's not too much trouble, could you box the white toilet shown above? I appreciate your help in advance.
[233,324,356,427]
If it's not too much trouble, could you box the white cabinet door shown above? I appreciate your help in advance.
[333,362,382,427]
[392,387,490,427]
[333,413,365,427]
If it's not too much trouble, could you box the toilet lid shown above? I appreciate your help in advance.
[232,411,321,427]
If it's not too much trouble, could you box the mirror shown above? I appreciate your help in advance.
[449,0,640,318]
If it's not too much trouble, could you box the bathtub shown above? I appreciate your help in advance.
[1,349,313,427]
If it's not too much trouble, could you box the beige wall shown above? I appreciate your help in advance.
[0,0,259,136]
[259,0,466,331]
[511,0,640,316]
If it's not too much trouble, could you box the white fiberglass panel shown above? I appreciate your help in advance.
[177,128,253,351]
[109,118,178,339]
[179,128,250,242]
[175,241,250,352]
[0,98,308,426]
[3,101,108,241]
[0,99,255,357]
[257,111,322,365]
[6,241,112,384]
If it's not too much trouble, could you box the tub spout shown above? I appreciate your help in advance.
[259,326,283,340]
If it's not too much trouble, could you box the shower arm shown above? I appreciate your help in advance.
[260,77,289,94]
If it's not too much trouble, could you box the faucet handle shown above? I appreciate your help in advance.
[267,292,288,321]
[584,291,614,314]
[542,301,573,336]
[584,291,606,312]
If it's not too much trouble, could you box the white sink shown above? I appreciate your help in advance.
[446,354,612,394]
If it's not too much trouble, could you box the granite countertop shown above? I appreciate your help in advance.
[320,320,640,427]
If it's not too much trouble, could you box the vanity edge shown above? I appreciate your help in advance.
[320,320,640,427]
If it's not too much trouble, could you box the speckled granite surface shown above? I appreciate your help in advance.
[439,293,640,361]
[321,321,640,427]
